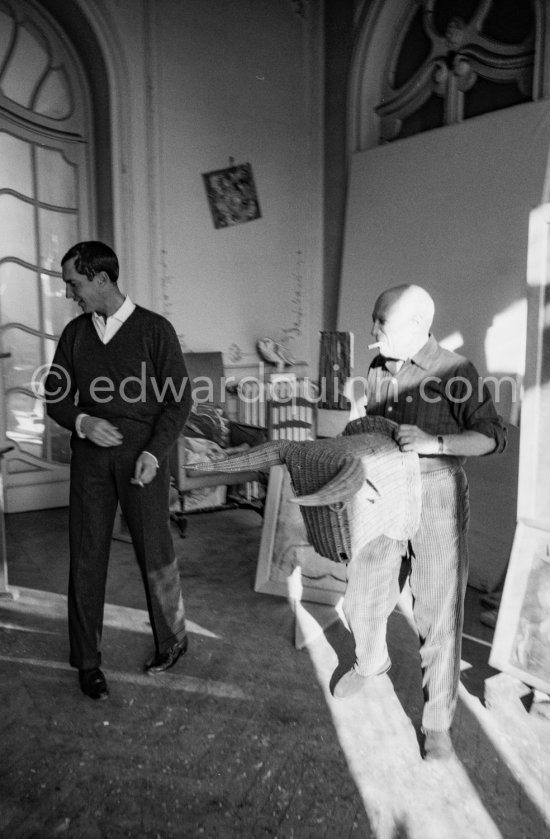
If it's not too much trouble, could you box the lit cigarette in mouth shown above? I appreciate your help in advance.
[368,341,382,350]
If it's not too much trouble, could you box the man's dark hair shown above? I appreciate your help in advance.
[61,241,119,283]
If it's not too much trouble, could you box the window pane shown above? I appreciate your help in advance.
[43,335,60,368]
[5,389,45,460]
[0,132,33,197]
[0,194,36,262]
[49,417,71,464]
[394,8,431,89]
[2,24,49,109]
[41,275,75,337]
[432,0,480,38]
[0,10,15,68]
[38,208,78,269]
[36,145,77,207]
[481,0,534,44]
[1,326,42,391]
[464,78,531,121]
[0,262,40,331]
[34,67,72,120]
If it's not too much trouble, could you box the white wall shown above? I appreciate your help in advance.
[84,0,324,380]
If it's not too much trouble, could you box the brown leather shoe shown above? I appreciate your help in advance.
[423,729,455,761]
[143,635,188,674]
[79,667,109,700]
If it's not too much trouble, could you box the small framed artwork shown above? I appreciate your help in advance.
[254,464,347,606]
[490,520,550,693]
[202,161,261,229]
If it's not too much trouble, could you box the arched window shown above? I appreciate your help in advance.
[350,0,547,151]
[0,0,94,510]
[377,0,536,142]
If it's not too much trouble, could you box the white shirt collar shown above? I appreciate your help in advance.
[92,296,136,343]
[93,295,135,327]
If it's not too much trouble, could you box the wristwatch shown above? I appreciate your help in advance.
[437,435,445,455]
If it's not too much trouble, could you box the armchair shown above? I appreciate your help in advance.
[169,352,267,535]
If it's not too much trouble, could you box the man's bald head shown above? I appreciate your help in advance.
[375,285,435,331]
[371,284,435,359]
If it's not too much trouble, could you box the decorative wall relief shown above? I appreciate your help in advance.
[159,248,188,350]
[282,249,304,341]
[159,248,173,320]
[227,344,244,365]
[202,160,261,229]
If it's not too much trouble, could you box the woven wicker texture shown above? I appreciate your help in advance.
[190,415,421,564]
[286,416,420,562]
[188,440,287,473]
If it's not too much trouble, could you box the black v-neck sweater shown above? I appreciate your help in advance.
[45,306,192,462]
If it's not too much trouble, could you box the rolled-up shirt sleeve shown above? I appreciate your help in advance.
[449,361,507,453]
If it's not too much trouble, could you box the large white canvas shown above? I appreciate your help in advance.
[338,101,550,418]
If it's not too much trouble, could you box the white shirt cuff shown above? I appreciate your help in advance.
[142,450,159,469]
[75,414,89,438]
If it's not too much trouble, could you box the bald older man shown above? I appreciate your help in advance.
[335,285,506,761]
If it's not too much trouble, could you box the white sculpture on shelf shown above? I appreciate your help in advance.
[256,337,296,372]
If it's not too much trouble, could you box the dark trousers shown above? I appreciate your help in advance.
[68,436,186,670]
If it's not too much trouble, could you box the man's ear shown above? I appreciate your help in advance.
[96,270,109,287]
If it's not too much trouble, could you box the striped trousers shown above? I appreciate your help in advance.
[343,465,470,731]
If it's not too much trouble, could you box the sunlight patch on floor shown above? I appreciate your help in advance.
[0,620,59,635]
[0,652,246,700]
[400,583,548,823]
[0,586,220,639]
[300,625,503,839]
[290,583,550,836]
[459,683,550,826]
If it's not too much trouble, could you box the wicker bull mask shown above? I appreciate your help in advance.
[189,415,421,564]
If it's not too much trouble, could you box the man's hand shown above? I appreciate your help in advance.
[133,452,158,486]
[394,424,438,455]
[81,416,123,447]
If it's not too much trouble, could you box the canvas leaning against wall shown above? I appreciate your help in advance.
[254,465,347,605]
[490,521,550,694]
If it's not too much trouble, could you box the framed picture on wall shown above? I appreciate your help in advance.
[254,464,347,605]
[490,520,550,693]
[202,162,261,229]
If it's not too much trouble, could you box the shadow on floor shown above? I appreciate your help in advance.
[2,507,548,839]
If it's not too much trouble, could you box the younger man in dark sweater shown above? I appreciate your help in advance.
[46,241,192,700]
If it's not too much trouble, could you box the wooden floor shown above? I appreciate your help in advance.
[0,507,549,839]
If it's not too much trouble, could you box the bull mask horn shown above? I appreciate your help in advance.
[187,440,287,474]
[289,456,379,507]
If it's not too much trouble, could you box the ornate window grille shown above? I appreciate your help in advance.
[375,0,536,143]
